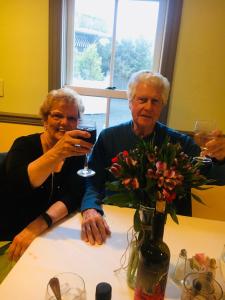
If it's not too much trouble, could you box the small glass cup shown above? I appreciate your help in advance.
[46,272,86,300]
[181,272,223,300]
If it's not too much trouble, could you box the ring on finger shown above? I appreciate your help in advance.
[74,144,81,148]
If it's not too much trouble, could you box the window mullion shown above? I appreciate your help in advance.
[152,0,168,72]
[105,0,119,128]
[64,0,75,85]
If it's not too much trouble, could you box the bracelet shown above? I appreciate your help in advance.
[41,212,53,228]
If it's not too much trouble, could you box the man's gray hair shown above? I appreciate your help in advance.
[127,70,170,105]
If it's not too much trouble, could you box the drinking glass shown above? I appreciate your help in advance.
[181,272,223,300]
[46,272,86,300]
[76,119,96,177]
[193,120,216,163]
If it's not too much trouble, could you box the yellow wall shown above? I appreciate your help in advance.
[0,1,48,115]
[192,186,225,222]
[0,123,43,152]
[168,0,225,132]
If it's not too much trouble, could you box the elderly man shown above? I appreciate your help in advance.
[80,70,225,245]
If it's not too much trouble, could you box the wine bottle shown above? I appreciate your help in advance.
[134,202,170,300]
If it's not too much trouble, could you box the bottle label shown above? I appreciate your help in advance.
[134,264,168,300]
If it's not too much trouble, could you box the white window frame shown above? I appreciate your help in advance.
[49,0,183,126]
[62,0,168,127]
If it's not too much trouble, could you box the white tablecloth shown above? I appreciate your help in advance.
[0,205,224,299]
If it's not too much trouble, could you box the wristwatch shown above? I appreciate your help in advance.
[41,212,53,228]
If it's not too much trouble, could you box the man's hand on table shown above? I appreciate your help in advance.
[81,209,111,245]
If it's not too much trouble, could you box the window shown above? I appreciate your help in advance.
[49,0,183,134]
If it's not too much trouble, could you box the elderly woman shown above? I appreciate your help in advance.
[80,70,225,246]
[0,87,92,261]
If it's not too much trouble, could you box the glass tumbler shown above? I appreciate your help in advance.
[46,272,86,300]
[181,272,223,300]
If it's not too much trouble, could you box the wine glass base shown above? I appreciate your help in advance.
[194,156,212,164]
[77,168,96,177]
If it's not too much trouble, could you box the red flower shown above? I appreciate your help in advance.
[147,153,156,162]
[146,168,157,179]
[156,161,167,172]
[109,163,122,177]
[112,156,118,163]
[122,178,132,187]
[162,189,176,203]
[164,178,177,191]
[122,177,140,190]
[123,150,129,157]
[157,176,164,187]
[125,156,138,167]
[131,177,139,189]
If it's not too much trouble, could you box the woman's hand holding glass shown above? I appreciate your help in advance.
[76,120,96,177]
[50,130,92,160]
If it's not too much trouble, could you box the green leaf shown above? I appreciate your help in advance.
[133,209,141,232]
[193,186,213,191]
[0,242,12,256]
[168,208,179,224]
[191,193,206,205]
[103,193,135,208]
[170,212,179,224]
[105,181,122,192]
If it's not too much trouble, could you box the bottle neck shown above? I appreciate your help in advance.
[139,206,155,241]
[153,211,166,242]
[139,209,166,242]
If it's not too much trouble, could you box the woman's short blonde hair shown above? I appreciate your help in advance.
[39,87,84,121]
[127,70,170,105]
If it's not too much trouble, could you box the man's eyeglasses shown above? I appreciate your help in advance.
[49,112,78,123]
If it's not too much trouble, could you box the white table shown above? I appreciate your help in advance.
[0,205,224,299]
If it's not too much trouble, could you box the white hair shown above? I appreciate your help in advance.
[127,70,170,105]
[39,87,84,121]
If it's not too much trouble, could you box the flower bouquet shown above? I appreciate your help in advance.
[104,136,212,228]
[103,137,213,289]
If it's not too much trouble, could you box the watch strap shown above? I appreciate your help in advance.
[41,212,53,228]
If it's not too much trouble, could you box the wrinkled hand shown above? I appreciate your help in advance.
[51,130,93,160]
[204,130,225,161]
[8,227,38,261]
[81,209,111,245]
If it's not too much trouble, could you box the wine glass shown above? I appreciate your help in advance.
[76,119,96,177]
[193,120,216,163]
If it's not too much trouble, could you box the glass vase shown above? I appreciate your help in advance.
[127,239,139,289]
[127,205,155,290]
[134,204,170,300]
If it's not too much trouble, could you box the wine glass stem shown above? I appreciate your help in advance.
[84,155,89,169]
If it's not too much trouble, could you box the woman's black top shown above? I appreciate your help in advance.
[0,133,85,240]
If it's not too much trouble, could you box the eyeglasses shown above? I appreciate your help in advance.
[49,112,78,123]
[134,97,162,106]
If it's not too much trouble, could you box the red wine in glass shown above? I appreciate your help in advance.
[79,127,96,145]
[77,120,96,177]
